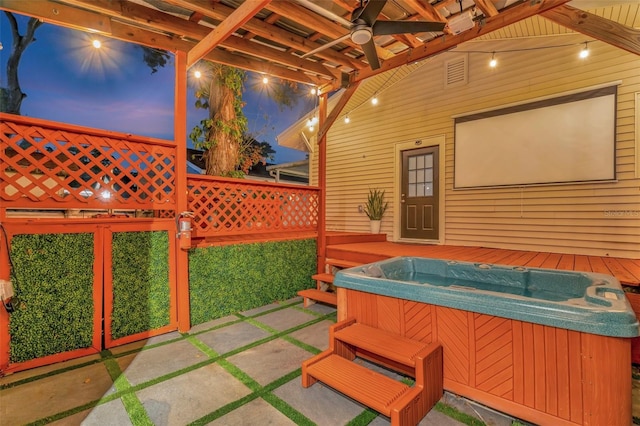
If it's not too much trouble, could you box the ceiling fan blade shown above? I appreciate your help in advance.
[301,34,351,59]
[361,38,381,70]
[358,0,388,25]
[372,20,446,36]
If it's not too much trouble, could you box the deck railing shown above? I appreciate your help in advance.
[0,113,177,214]
[187,175,319,238]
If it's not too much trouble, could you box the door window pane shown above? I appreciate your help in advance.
[407,153,434,198]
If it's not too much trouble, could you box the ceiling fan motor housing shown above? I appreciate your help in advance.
[351,24,373,44]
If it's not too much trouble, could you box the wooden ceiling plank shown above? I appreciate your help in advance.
[541,5,640,56]
[354,0,572,82]
[0,0,320,85]
[0,0,113,34]
[266,1,396,62]
[266,2,348,40]
[221,36,337,79]
[53,0,335,78]
[474,0,500,18]
[402,0,447,22]
[187,0,271,67]
[163,0,364,70]
[317,81,361,141]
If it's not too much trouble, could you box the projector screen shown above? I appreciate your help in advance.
[454,86,617,188]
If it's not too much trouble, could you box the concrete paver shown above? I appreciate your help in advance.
[227,338,312,386]
[207,397,297,425]
[273,378,367,426]
[196,321,270,355]
[116,339,207,386]
[252,307,317,331]
[49,398,132,426]
[288,319,333,351]
[136,363,251,426]
[0,362,114,425]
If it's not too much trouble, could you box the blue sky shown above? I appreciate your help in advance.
[0,13,310,164]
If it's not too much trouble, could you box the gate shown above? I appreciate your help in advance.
[0,114,179,374]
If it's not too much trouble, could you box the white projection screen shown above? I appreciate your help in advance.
[454,86,617,188]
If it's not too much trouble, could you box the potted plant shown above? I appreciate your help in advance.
[364,188,388,234]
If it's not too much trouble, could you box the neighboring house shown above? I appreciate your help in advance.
[278,4,640,258]
[186,148,309,185]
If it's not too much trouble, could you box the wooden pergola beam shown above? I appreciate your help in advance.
[163,0,364,70]
[186,0,271,67]
[354,0,572,82]
[541,4,640,56]
[317,81,361,141]
[474,0,499,18]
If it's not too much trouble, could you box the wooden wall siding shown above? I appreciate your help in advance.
[343,289,631,425]
[321,32,640,258]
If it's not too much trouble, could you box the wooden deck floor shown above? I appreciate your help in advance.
[326,240,640,286]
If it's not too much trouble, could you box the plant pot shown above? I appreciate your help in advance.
[369,220,381,234]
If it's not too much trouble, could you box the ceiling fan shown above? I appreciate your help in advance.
[299,0,446,70]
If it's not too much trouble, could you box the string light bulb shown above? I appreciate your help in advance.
[310,87,317,95]
[262,75,269,84]
[579,42,589,59]
[92,39,101,49]
[194,70,202,79]
[371,95,378,105]
[489,52,497,68]
[344,115,350,124]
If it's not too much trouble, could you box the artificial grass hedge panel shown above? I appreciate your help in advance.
[111,231,171,340]
[189,238,316,325]
[9,233,95,363]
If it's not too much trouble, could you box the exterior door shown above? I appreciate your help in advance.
[401,146,439,240]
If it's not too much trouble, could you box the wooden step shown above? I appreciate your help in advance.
[334,323,428,368]
[298,289,337,307]
[304,354,409,417]
[325,258,361,269]
[311,273,334,283]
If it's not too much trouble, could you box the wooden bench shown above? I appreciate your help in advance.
[302,318,443,425]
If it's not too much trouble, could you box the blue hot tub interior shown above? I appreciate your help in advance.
[335,257,639,337]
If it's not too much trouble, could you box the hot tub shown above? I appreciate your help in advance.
[334,257,639,426]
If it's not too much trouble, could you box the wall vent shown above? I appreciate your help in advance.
[444,54,468,88]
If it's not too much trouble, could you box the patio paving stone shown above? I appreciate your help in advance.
[241,302,281,317]
[188,315,239,334]
[196,321,271,355]
[227,338,312,386]
[0,362,114,425]
[303,302,337,315]
[287,319,334,351]
[116,339,207,386]
[49,398,132,426]
[207,397,297,425]
[252,307,317,331]
[109,331,183,355]
[273,377,367,426]
[136,363,251,426]
[0,353,102,386]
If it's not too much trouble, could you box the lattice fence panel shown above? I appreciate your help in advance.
[1,116,176,212]
[188,176,319,237]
